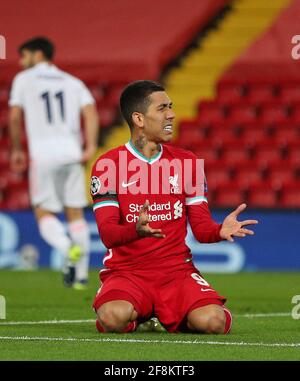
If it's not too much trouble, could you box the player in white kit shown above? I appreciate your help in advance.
[8,37,99,288]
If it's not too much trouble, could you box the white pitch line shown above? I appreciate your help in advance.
[0,319,95,326]
[236,312,291,318]
[0,335,299,348]
[0,312,292,326]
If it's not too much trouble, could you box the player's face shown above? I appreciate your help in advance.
[19,49,35,69]
[143,91,175,143]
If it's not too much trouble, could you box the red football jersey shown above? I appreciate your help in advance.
[91,141,223,271]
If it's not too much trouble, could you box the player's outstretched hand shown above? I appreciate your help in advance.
[220,203,258,242]
[136,199,166,239]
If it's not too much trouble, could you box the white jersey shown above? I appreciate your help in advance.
[9,62,95,165]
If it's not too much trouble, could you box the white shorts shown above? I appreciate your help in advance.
[29,162,88,213]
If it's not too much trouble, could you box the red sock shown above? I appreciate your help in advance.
[96,319,137,333]
[223,307,232,334]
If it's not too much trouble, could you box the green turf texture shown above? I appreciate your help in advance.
[0,270,300,360]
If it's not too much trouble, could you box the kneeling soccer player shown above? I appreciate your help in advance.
[90,80,258,334]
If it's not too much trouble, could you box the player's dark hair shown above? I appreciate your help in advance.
[120,80,165,129]
[18,37,55,60]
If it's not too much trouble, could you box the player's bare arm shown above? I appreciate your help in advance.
[81,103,99,164]
[136,199,166,238]
[8,105,27,172]
[220,203,259,243]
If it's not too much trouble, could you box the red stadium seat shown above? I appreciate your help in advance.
[233,162,264,190]
[97,104,117,128]
[0,109,8,129]
[0,123,7,140]
[87,84,105,106]
[259,101,289,124]
[228,104,258,124]
[280,181,300,207]
[207,124,239,145]
[179,121,204,134]
[192,141,220,166]
[4,188,30,210]
[106,82,126,107]
[267,161,296,190]
[0,88,9,109]
[253,140,283,166]
[247,181,278,208]
[179,119,208,133]
[221,141,251,164]
[1,170,28,188]
[290,103,300,124]
[205,162,232,191]
[0,172,7,191]
[214,181,245,207]
[216,82,247,104]
[0,148,9,168]
[0,189,4,205]
[272,123,300,146]
[247,83,275,104]
[179,130,206,149]
[286,140,300,165]
[241,126,268,146]
[197,100,226,124]
[279,82,300,103]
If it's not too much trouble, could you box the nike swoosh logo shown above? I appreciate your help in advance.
[201,288,213,292]
[122,180,138,188]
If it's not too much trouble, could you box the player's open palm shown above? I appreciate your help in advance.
[220,203,258,242]
[136,199,166,239]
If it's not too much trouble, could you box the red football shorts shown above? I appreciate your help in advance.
[93,263,227,333]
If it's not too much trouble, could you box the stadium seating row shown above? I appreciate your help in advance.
[186,157,299,192]
[197,100,300,125]
[180,127,300,146]
[176,75,300,208]
[217,81,300,104]
[210,180,300,208]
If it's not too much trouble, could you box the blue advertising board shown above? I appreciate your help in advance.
[0,209,299,272]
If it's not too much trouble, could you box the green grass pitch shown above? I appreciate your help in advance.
[0,270,300,361]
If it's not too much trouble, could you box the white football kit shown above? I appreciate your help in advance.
[9,62,95,212]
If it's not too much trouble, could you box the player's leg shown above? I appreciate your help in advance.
[63,164,90,288]
[64,206,90,288]
[30,162,71,256]
[155,267,232,334]
[30,163,83,286]
[183,273,232,334]
[36,207,72,255]
[96,300,138,333]
[93,272,153,333]
[183,270,232,334]
[186,304,229,334]
[30,162,73,262]
[35,206,80,286]
[187,304,232,334]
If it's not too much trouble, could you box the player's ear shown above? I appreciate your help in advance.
[132,112,144,128]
